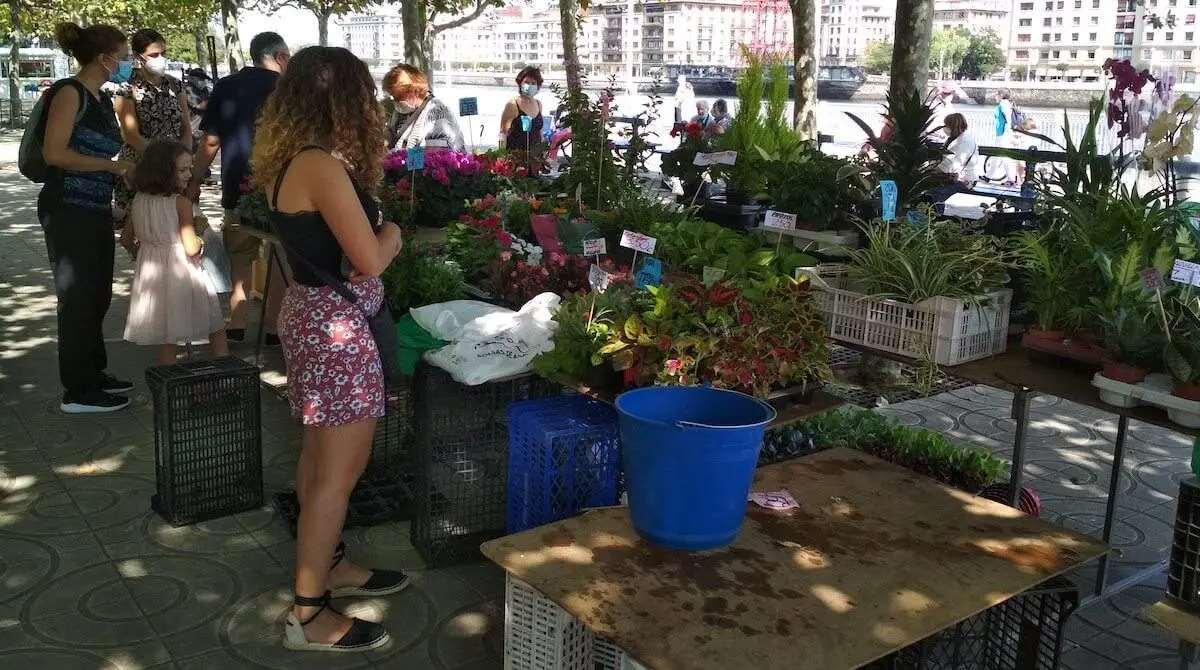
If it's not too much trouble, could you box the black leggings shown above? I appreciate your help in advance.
[38,192,115,396]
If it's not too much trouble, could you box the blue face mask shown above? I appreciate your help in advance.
[519,83,538,97]
[107,58,134,84]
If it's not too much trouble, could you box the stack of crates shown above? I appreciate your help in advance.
[1169,477,1200,605]
[506,396,621,534]
[146,357,262,526]
[410,362,560,566]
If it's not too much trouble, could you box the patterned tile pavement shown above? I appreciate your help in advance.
[0,159,1196,669]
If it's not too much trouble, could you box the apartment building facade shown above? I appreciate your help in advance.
[933,0,1011,49]
[819,0,896,65]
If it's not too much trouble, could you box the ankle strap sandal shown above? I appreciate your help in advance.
[282,591,390,653]
[329,542,411,599]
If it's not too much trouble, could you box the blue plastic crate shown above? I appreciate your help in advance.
[507,396,621,533]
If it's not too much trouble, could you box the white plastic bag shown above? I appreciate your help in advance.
[200,227,232,294]
[418,293,561,385]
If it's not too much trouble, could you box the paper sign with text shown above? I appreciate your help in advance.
[619,230,657,254]
[458,97,478,117]
[588,264,612,292]
[582,238,607,257]
[1171,259,1200,287]
[880,180,898,222]
[692,151,738,167]
[634,257,663,289]
[406,146,425,171]
[702,266,726,286]
[763,210,798,231]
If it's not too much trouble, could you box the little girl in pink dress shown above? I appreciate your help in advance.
[122,140,227,364]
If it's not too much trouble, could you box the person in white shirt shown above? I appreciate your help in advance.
[674,74,695,124]
[939,113,977,184]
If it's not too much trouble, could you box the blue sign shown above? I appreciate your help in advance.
[906,210,928,226]
[634,256,663,289]
[520,115,533,132]
[459,97,478,117]
[880,179,898,222]
[406,146,425,171]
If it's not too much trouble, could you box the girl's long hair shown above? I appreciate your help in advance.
[251,46,386,191]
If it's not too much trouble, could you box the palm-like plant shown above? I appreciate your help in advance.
[1009,231,1078,332]
[842,90,949,214]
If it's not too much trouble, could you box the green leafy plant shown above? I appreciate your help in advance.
[763,146,864,230]
[1009,230,1080,331]
[649,219,817,283]
[379,243,466,314]
[532,285,638,381]
[842,89,949,213]
[1165,289,1200,384]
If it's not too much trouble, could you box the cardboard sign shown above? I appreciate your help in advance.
[880,179,898,222]
[1171,259,1200,287]
[1141,267,1164,291]
[692,151,738,167]
[520,115,533,132]
[406,146,425,171]
[634,257,663,289]
[458,96,478,117]
[582,238,607,257]
[763,210,798,231]
[588,264,612,292]
[619,230,657,255]
[702,266,726,286]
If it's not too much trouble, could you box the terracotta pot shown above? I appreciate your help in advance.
[1175,382,1200,401]
[1025,329,1067,343]
[1101,362,1147,384]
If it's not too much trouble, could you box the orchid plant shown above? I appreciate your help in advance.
[1142,94,1198,206]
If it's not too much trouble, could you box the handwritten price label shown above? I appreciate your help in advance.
[619,230,657,255]
[634,257,662,289]
[692,151,738,167]
[763,210,798,231]
[582,238,607,257]
[1171,259,1200,287]
[702,266,726,286]
[406,146,425,171]
[588,264,612,292]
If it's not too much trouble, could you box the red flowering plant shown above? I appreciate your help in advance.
[444,195,512,281]
[234,175,270,229]
[486,251,593,308]
[660,121,709,188]
[380,149,489,226]
[1102,59,1155,140]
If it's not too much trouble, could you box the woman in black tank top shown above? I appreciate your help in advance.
[249,46,405,654]
[499,65,546,150]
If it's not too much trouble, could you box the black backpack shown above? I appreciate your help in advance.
[19,79,89,183]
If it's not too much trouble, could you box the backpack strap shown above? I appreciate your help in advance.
[48,78,89,125]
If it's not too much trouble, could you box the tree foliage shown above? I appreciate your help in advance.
[928,27,969,79]
[261,0,370,46]
[393,0,503,75]
[862,39,892,75]
[956,30,1005,80]
[3,0,215,35]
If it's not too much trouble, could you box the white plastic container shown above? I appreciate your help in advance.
[800,265,1013,366]
[1091,373,1200,428]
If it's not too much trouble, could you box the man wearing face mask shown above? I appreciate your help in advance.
[499,66,546,151]
[112,28,191,230]
[188,32,291,346]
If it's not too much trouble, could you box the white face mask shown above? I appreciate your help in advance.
[395,101,416,114]
[143,55,168,76]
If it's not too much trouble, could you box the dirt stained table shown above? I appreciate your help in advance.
[482,447,1109,670]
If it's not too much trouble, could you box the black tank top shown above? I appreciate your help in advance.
[268,146,380,287]
[505,100,544,149]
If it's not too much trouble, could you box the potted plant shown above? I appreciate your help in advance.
[1165,291,1200,400]
[381,149,490,227]
[1093,304,1163,383]
[1009,231,1077,343]
[661,120,710,200]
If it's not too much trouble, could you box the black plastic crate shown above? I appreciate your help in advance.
[867,576,1077,670]
[363,376,415,484]
[271,476,414,538]
[1169,478,1200,604]
[410,362,561,567]
[146,357,263,526]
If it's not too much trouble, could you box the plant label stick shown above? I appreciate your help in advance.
[619,230,657,254]
[880,179,898,222]
[1171,259,1200,288]
[582,238,607,257]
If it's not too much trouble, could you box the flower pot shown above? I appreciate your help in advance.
[1175,382,1200,401]
[529,214,563,254]
[1101,362,1147,384]
[585,360,622,392]
[1025,329,1067,343]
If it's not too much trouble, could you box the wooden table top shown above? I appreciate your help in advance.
[1142,599,1200,646]
[481,448,1109,670]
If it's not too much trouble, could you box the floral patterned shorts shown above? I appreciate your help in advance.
[278,279,386,426]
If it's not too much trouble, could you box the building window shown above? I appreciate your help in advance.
[1018,33,1031,41]
[1073,17,1081,24]
[1185,49,1193,59]
[1020,18,1032,25]
[1146,32,1155,40]
[1041,50,1050,58]
[1166,31,1175,39]
[1016,49,1030,59]
[1054,33,1061,40]
[1088,49,1096,58]
[1020,1,1034,7]
[1188,32,1196,40]
[1090,32,1098,39]
[1043,32,1051,41]
[1052,49,1061,58]
[1043,17,1052,25]
[1143,48,1153,58]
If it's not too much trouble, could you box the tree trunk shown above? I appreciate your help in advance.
[194,28,207,68]
[8,0,21,129]
[221,0,245,73]
[789,0,817,140]
[318,11,330,46]
[889,0,934,99]
[559,0,583,99]
[401,0,432,74]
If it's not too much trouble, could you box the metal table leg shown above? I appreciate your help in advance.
[1182,639,1197,670]
[1095,414,1131,598]
[1008,387,1032,507]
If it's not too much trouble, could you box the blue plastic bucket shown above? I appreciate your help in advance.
[614,386,777,551]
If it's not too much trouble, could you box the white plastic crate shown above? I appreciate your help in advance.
[801,265,1012,366]
[504,574,645,670]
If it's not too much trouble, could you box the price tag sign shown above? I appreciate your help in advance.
[1141,267,1164,291]
[634,256,662,289]
[520,115,533,132]
[880,179,898,222]
[702,266,726,286]
[406,146,425,171]
[1171,258,1200,287]
[458,96,478,117]
[763,210,798,231]
[619,230,657,255]
[692,151,739,166]
[747,490,799,511]
[582,238,607,257]
[588,264,612,292]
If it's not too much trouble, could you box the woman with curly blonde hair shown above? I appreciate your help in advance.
[251,46,404,653]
